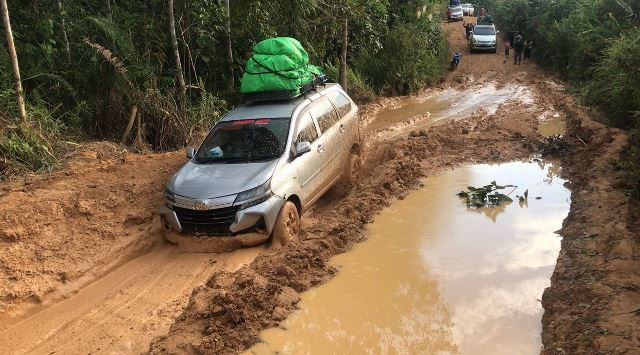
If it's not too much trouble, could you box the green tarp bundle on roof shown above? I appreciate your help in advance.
[240,37,323,97]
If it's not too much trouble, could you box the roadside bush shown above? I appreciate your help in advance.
[0,124,57,174]
[357,20,448,95]
[585,28,640,130]
[323,62,376,103]
[492,0,640,198]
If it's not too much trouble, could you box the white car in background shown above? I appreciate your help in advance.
[462,3,475,16]
[448,5,464,22]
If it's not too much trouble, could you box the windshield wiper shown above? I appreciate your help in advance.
[248,155,281,162]
[195,157,248,164]
[222,157,251,164]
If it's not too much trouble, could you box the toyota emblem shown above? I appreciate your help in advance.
[194,202,207,210]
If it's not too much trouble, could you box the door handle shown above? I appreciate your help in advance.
[317,143,325,152]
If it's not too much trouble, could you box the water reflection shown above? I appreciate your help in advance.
[466,204,509,223]
[247,161,569,355]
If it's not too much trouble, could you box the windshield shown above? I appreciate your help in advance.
[195,118,290,164]
[474,27,496,36]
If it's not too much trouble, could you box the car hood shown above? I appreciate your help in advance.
[168,159,280,199]
[473,34,496,41]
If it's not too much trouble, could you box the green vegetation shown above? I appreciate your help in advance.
[457,181,516,208]
[483,0,640,197]
[0,0,449,177]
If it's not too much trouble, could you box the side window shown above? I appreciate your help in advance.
[326,91,353,118]
[295,111,319,143]
[310,97,339,133]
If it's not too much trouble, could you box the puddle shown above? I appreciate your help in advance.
[247,161,570,355]
[538,112,565,136]
[369,84,533,135]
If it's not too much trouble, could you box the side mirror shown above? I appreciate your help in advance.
[186,147,196,159]
[294,141,311,158]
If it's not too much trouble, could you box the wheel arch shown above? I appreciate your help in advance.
[287,194,302,215]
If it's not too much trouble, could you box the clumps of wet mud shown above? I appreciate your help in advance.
[540,135,569,156]
[149,102,545,354]
[0,149,184,313]
[540,98,640,354]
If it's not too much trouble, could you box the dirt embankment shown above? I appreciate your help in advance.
[542,99,640,354]
[0,146,183,314]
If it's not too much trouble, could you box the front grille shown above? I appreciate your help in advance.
[174,205,239,235]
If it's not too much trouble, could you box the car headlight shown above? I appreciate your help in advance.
[234,180,272,210]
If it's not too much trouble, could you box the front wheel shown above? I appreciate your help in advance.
[271,201,300,249]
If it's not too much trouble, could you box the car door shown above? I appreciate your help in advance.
[309,96,343,185]
[326,90,357,165]
[291,105,326,206]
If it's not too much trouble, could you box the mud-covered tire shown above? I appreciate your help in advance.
[344,153,361,186]
[271,201,300,249]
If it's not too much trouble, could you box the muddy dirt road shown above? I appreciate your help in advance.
[1,246,261,354]
[1,16,638,355]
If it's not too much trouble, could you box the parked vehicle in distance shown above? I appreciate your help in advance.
[448,5,464,22]
[461,3,474,16]
[160,83,361,248]
[469,24,498,53]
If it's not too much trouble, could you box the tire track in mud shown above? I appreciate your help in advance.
[0,245,264,354]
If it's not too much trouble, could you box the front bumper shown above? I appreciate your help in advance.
[470,43,497,51]
[159,194,285,238]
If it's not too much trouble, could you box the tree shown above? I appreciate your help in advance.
[339,18,348,91]
[1,0,27,122]
[57,0,71,63]
[168,0,186,94]
[224,0,234,89]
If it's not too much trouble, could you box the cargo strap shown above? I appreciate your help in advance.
[244,56,307,80]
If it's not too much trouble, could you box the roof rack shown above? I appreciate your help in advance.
[242,74,330,104]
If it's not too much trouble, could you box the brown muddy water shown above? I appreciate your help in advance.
[538,111,566,137]
[247,161,570,355]
[369,84,533,135]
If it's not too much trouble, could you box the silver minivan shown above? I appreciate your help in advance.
[160,83,360,247]
[469,24,498,53]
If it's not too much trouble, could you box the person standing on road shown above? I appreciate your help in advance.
[513,32,524,65]
[464,21,474,40]
[524,39,533,62]
[504,39,511,62]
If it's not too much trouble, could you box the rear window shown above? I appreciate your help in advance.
[310,97,339,133]
[326,91,353,118]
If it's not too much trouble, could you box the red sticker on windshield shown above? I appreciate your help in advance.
[255,119,271,125]
[232,120,254,125]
